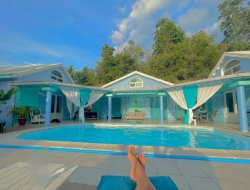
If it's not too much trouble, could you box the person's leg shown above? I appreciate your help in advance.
[128,146,156,190]
[127,146,137,181]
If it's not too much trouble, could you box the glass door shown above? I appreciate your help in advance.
[224,91,237,120]
[51,94,63,122]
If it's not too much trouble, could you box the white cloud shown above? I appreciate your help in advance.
[112,0,223,52]
[111,0,172,52]
[178,8,209,28]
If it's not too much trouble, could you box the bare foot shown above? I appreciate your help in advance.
[137,152,146,170]
[128,146,137,181]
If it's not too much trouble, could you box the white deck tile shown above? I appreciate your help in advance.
[184,176,222,190]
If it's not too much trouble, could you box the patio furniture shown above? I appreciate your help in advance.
[0,121,6,133]
[210,110,218,121]
[85,111,99,120]
[197,110,209,122]
[97,175,179,190]
[0,162,78,189]
[125,112,145,121]
[30,108,45,124]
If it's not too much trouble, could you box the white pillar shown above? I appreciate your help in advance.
[236,85,248,132]
[45,91,52,127]
[108,96,112,122]
[160,95,164,124]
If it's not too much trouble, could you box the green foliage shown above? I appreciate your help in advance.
[95,41,144,85]
[153,18,185,55]
[143,32,225,83]
[67,65,75,79]
[75,67,96,85]
[0,88,17,104]
[219,0,250,48]
[13,106,30,119]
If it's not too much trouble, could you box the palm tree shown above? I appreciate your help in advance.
[0,88,17,104]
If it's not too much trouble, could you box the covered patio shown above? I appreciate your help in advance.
[8,73,250,133]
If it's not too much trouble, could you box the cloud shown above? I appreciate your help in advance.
[178,8,209,29]
[111,0,172,52]
[112,0,223,52]
[177,0,222,36]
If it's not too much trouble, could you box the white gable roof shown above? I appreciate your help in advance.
[0,63,74,83]
[102,71,174,88]
[208,51,250,78]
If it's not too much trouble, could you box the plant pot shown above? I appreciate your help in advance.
[18,118,27,126]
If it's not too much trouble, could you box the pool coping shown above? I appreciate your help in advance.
[1,123,250,163]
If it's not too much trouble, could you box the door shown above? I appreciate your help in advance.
[51,94,63,121]
[224,91,237,122]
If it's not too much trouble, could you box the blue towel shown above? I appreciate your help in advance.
[97,175,179,190]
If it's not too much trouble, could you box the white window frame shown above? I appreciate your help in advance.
[51,70,63,82]
[222,60,240,76]
[128,78,144,88]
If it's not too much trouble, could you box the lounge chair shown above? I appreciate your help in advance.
[30,108,45,124]
[97,175,179,190]
[0,162,78,189]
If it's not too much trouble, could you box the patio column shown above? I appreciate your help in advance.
[236,85,248,132]
[107,95,112,123]
[159,92,166,124]
[45,90,52,127]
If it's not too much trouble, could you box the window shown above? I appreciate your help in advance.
[222,60,240,76]
[129,78,143,88]
[51,70,63,82]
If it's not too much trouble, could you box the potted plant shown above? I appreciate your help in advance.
[13,106,30,126]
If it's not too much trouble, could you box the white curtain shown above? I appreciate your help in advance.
[83,90,104,108]
[187,84,222,124]
[61,88,81,107]
[167,84,223,125]
[61,88,81,120]
[66,99,73,118]
[193,84,223,110]
[168,89,188,110]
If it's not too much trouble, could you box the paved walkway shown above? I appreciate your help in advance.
[0,148,250,190]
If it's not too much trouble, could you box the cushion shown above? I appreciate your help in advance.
[97,176,178,190]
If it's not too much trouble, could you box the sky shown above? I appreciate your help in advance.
[0,0,224,70]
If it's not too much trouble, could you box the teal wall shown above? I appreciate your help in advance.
[15,87,45,110]
[92,96,107,119]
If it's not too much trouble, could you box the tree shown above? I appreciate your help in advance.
[95,42,144,85]
[143,32,225,83]
[153,18,185,55]
[74,67,96,85]
[67,65,75,79]
[219,0,250,49]
[95,44,117,84]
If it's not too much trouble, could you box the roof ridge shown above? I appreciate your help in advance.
[102,70,174,88]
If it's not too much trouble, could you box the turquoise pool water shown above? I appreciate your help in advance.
[18,125,250,150]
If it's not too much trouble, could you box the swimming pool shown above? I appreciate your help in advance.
[18,124,250,150]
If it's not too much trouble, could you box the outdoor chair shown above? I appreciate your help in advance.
[30,108,45,124]
[210,110,218,121]
[97,175,179,190]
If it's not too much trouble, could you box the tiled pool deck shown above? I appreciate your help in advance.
[1,124,250,190]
